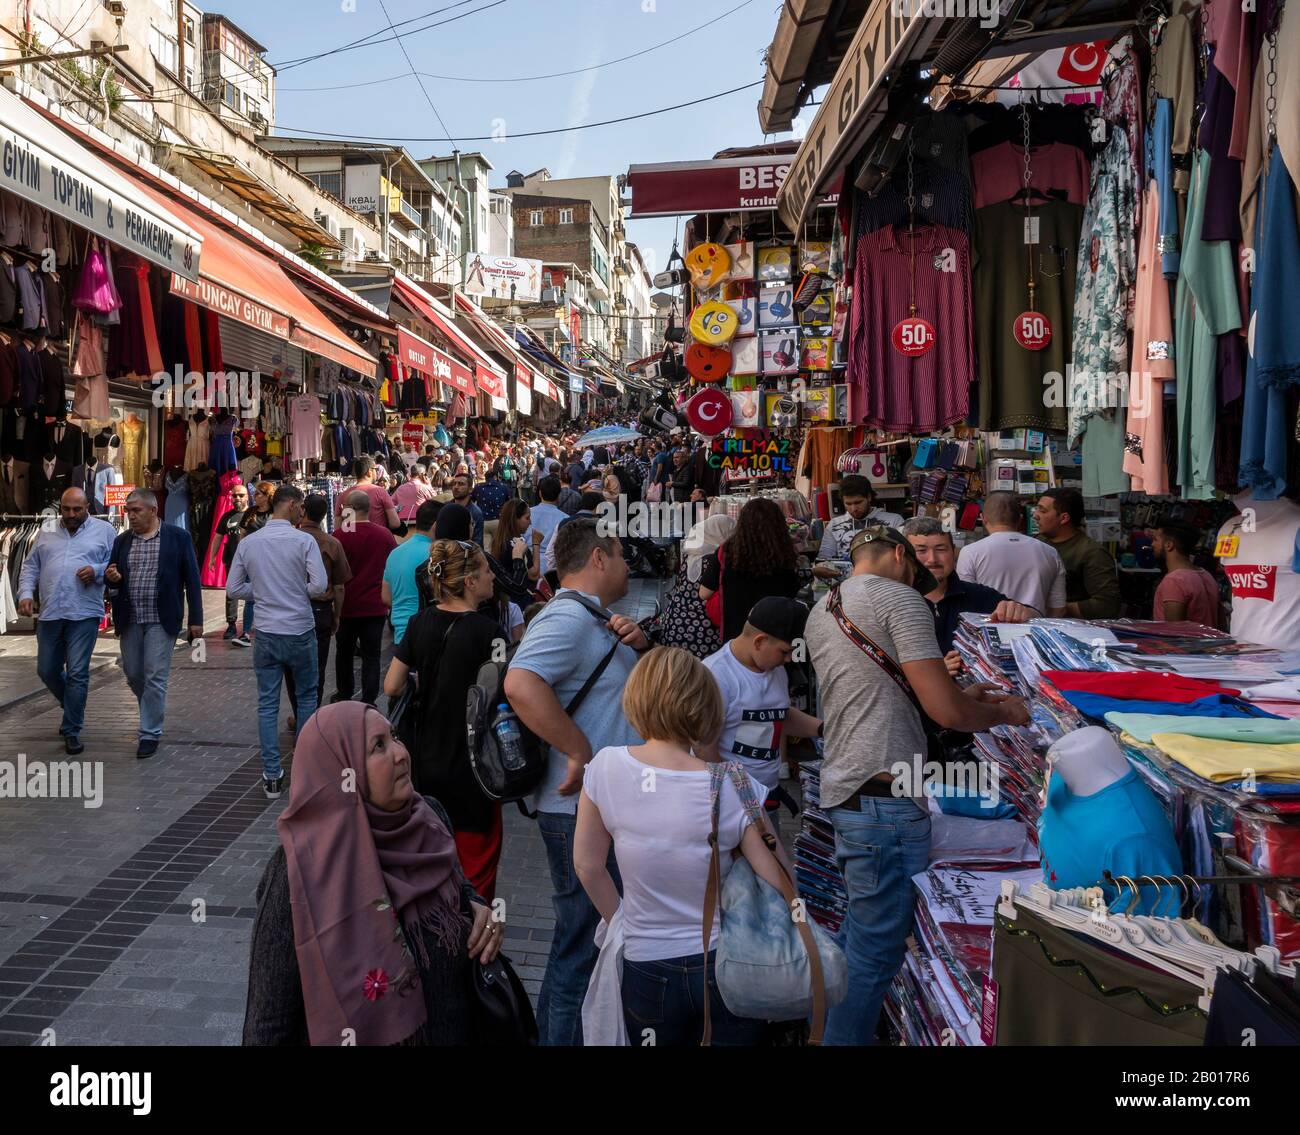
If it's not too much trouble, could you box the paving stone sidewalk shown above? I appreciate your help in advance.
[0,578,674,1045]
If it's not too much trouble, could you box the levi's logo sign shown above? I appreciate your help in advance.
[1225,564,1276,601]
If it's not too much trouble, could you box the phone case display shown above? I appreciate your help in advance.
[973,200,1081,432]
[756,245,794,282]
[758,286,796,328]
[764,390,799,427]
[801,242,831,273]
[801,290,833,329]
[801,336,832,371]
[730,336,759,375]
[730,388,763,427]
[847,223,975,432]
[802,387,834,421]
[760,330,799,376]
[722,241,754,282]
[726,297,757,335]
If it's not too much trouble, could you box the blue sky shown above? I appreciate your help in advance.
[220,0,796,275]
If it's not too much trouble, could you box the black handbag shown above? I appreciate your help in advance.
[467,954,538,1046]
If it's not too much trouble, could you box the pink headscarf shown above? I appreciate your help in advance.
[277,702,467,1046]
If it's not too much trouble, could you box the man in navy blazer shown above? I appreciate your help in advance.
[105,488,204,758]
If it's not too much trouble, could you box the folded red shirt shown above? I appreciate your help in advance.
[1040,671,1241,702]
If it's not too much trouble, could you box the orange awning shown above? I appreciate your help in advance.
[134,183,378,376]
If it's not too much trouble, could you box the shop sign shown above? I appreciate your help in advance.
[474,362,505,399]
[777,5,927,231]
[707,433,794,473]
[170,273,291,338]
[1012,311,1052,351]
[398,328,474,395]
[0,87,201,280]
[462,254,542,302]
[104,484,134,507]
[344,164,382,216]
[892,316,936,357]
[628,155,842,217]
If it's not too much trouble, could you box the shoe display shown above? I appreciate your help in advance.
[136,739,159,760]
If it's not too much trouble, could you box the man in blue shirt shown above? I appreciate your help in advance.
[528,476,568,572]
[505,517,648,1045]
[382,499,438,643]
[471,467,512,542]
[17,488,115,755]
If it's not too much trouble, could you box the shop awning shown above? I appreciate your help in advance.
[4,87,202,280]
[391,274,500,392]
[135,183,377,375]
[171,145,342,249]
[396,326,474,396]
[776,4,933,231]
[532,371,560,402]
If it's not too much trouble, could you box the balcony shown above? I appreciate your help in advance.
[389,196,424,230]
[399,197,423,226]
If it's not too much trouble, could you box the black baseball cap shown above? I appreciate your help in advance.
[848,525,938,595]
[746,597,810,644]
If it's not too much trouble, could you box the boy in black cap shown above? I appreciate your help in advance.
[700,597,823,813]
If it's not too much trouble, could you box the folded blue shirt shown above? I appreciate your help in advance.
[1062,691,1283,722]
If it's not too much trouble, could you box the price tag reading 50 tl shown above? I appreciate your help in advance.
[1013,311,1052,351]
[892,316,936,357]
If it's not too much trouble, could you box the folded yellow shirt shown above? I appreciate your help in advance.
[1150,733,1300,782]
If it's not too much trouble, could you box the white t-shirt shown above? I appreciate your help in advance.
[582,746,764,962]
[957,530,1066,614]
[1217,498,1300,650]
[702,644,790,790]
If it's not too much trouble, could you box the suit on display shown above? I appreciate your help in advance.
[0,456,29,513]
[47,420,86,466]
[30,456,71,510]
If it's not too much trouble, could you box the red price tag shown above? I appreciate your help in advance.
[1013,311,1052,351]
[104,484,135,507]
[892,316,936,357]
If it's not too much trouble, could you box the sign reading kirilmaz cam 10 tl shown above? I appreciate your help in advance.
[462,254,543,302]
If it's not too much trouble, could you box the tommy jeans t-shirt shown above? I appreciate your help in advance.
[1217,498,1300,649]
[702,644,790,790]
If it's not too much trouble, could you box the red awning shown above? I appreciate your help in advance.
[390,274,494,392]
[474,363,504,399]
[131,181,378,376]
[396,327,473,396]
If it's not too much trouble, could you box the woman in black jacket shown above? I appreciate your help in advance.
[242,701,502,1046]
[697,497,802,641]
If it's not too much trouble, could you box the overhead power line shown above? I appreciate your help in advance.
[276,0,755,90]
[270,80,764,143]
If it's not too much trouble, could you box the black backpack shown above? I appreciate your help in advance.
[466,594,622,812]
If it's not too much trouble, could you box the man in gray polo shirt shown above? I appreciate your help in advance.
[806,525,1029,1045]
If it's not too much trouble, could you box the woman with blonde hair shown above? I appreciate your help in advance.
[383,540,505,900]
[574,646,786,1046]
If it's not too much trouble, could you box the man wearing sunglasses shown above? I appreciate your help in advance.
[806,525,1030,1045]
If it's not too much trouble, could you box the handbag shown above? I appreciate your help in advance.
[646,479,663,504]
[702,762,845,1044]
[703,545,724,632]
[467,953,539,1046]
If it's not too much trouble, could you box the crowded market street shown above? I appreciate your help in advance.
[0,0,1298,1098]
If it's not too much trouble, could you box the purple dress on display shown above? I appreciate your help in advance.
[209,414,238,474]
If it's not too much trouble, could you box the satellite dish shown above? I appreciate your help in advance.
[650,292,675,309]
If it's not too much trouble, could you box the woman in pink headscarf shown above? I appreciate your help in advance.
[241,702,505,1046]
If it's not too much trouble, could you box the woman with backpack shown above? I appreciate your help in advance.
[383,540,505,901]
[573,646,786,1047]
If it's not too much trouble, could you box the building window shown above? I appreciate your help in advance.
[529,210,543,226]
[184,67,195,91]
[305,171,343,199]
[183,15,195,44]
[559,207,574,224]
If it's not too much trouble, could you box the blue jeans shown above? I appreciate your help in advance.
[35,617,100,739]
[536,809,621,1047]
[622,951,766,1048]
[119,623,175,742]
[252,630,318,780]
[825,796,932,1046]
